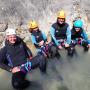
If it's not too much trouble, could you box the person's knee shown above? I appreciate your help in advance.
[31,54,47,72]
[12,71,26,89]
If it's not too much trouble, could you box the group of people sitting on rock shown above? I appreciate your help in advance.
[0,10,90,90]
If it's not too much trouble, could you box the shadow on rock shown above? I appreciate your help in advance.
[26,81,43,90]
[57,85,69,90]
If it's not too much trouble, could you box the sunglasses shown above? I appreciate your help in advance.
[75,27,81,29]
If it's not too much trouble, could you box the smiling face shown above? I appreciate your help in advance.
[6,35,17,44]
[57,18,65,24]
[75,27,81,32]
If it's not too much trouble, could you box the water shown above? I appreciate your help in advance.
[0,46,90,90]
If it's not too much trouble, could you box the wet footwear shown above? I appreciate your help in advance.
[20,80,30,90]
[82,42,89,52]
[67,46,75,57]
[84,45,89,51]
[15,80,30,90]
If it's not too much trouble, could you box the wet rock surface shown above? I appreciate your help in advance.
[0,47,90,90]
[0,0,90,45]
[0,0,90,90]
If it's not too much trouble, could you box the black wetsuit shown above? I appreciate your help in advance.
[0,36,46,89]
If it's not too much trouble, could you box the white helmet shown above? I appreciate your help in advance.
[5,28,16,36]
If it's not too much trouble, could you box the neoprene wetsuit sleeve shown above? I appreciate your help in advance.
[50,27,60,46]
[66,26,71,44]
[0,47,12,72]
[42,32,47,42]
[82,31,90,44]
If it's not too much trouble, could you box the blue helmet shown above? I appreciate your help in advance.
[74,20,83,28]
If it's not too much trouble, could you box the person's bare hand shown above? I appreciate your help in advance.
[39,40,44,46]
[88,44,90,48]
[65,43,69,48]
[58,45,63,49]
[12,67,20,73]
